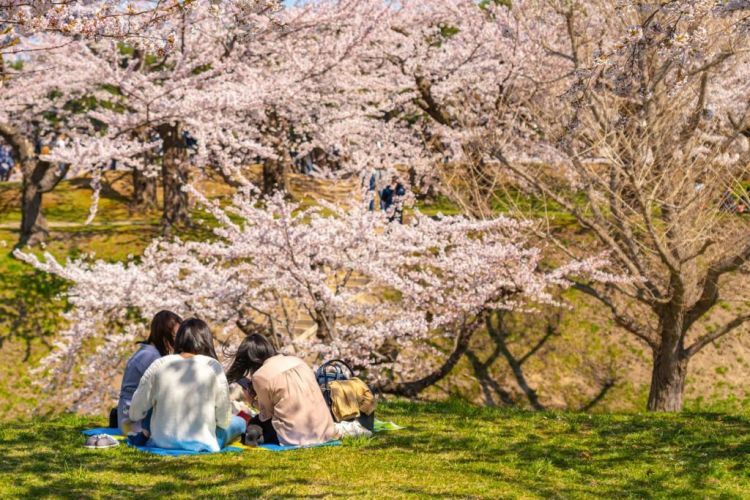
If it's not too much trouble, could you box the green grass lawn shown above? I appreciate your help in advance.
[2,176,750,498]
[1,400,750,498]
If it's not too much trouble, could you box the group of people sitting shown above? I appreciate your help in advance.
[116,311,338,452]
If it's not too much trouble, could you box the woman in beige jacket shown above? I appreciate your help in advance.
[227,333,336,446]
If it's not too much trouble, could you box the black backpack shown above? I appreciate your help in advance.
[316,359,354,406]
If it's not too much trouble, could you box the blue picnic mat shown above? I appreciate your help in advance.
[126,442,243,456]
[81,428,339,454]
[256,440,341,452]
[82,428,242,455]
[82,427,121,437]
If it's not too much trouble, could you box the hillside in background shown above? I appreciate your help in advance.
[1,175,749,419]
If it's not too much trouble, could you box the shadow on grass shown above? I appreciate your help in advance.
[3,401,750,497]
[371,401,750,497]
[0,259,68,361]
[0,419,304,497]
[68,177,131,206]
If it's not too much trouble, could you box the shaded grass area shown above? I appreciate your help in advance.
[1,400,750,498]
[0,223,159,419]
[0,174,160,417]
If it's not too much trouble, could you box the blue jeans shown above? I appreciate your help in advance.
[127,409,153,446]
[216,415,247,448]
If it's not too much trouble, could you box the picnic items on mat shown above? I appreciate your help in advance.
[329,378,376,422]
[229,380,258,425]
[335,420,372,438]
[316,359,377,431]
[243,424,264,447]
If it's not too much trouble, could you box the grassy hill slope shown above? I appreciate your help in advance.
[2,400,750,498]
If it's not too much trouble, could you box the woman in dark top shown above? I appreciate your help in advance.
[117,310,182,435]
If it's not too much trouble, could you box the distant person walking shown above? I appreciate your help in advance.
[381,176,406,223]
[366,167,383,211]
[0,145,13,182]
[380,179,394,213]
[393,178,406,224]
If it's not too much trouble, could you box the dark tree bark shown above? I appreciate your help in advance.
[647,315,689,412]
[20,175,48,246]
[262,109,291,195]
[262,159,290,195]
[0,123,67,247]
[647,352,688,412]
[157,123,190,228]
[314,313,333,342]
[19,162,67,247]
[130,168,158,212]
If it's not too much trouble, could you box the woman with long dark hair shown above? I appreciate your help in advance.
[129,318,246,452]
[227,333,336,446]
[117,310,182,435]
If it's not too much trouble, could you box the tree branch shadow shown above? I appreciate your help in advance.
[0,259,67,361]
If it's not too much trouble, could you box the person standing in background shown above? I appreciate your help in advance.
[0,144,13,182]
[393,177,406,224]
[366,167,382,211]
[382,176,406,223]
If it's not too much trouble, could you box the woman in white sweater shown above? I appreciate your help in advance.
[129,318,247,452]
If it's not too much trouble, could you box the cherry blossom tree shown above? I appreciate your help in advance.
[1,1,188,52]
[363,0,750,411]
[0,1,198,245]
[38,1,283,229]
[12,0,750,414]
[514,0,750,412]
[37,0,399,228]
[241,0,425,193]
[0,39,113,246]
[15,184,617,411]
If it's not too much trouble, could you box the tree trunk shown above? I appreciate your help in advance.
[19,176,48,247]
[263,109,291,195]
[130,168,158,212]
[262,159,289,195]
[647,344,688,412]
[158,124,190,228]
[0,123,66,247]
[17,161,67,247]
[647,309,689,412]
[314,314,332,341]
